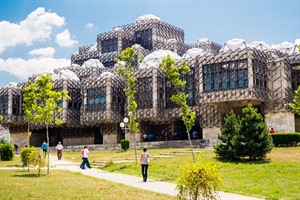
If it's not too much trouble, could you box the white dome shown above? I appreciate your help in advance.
[271,41,294,54]
[89,44,97,52]
[182,48,208,59]
[82,59,105,68]
[249,41,271,51]
[221,38,248,52]
[52,70,80,81]
[136,14,161,22]
[197,38,210,43]
[6,82,18,88]
[139,50,181,69]
[99,72,116,79]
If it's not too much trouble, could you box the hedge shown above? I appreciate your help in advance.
[271,132,300,146]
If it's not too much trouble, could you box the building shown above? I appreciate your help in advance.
[0,14,299,147]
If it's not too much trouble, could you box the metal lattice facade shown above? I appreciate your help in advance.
[1,15,299,147]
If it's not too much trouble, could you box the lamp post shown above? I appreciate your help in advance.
[119,115,138,164]
[119,117,129,138]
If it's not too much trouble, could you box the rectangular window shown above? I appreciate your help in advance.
[203,59,248,91]
[101,38,118,53]
[86,87,106,111]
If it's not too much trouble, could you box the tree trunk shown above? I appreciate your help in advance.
[46,123,50,175]
[186,129,195,163]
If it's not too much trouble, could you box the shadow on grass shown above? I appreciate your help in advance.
[214,157,271,165]
[12,171,46,178]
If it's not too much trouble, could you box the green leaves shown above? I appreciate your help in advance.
[23,73,70,126]
[290,86,300,116]
[215,104,273,161]
[160,55,195,132]
[115,46,139,134]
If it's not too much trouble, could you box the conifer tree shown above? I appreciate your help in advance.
[214,110,241,160]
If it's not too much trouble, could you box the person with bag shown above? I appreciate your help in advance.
[140,148,150,182]
[80,146,91,169]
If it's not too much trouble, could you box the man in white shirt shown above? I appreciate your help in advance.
[56,141,63,160]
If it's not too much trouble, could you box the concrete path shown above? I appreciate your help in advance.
[48,155,264,200]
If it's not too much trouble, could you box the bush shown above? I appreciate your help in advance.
[271,132,300,146]
[20,146,37,167]
[176,162,222,200]
[0,143,14,161]
[214,104,273,160]
[120,139,130,151]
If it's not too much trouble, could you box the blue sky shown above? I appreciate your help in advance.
[0,0,299,87]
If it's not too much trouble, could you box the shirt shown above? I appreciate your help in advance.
[141,152,149,165]
[56,144,63,150]
[82,148,89,158]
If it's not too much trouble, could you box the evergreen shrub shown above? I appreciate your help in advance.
[271,132,300,146]
[0,143,14,161]
[120,139,130,151]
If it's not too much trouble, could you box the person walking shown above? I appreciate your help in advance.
[80,146,91,169]
[140,148,150,182]
[56,141,63,160]
[41,141,48,155]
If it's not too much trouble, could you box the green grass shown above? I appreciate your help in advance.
[0,170,175,200]
[62,147,300,200]
[1,147,299,199]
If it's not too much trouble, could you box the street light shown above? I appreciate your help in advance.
[120,117,129,137]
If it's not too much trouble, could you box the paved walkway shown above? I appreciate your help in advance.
[48,155,264,200]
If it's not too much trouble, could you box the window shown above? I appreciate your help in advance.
[101,38,118,53]
[135,29,153,50]
[0,95,8,114]
[87,87,106,111]
[203,59,248,91]
[136,77,153,109]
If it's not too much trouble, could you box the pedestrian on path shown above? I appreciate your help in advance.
[56,141,63,160]
[80,146,91,169]
[140,148,150,182]
[41,141,48,155]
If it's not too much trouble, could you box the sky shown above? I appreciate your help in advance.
[0,0,299,88]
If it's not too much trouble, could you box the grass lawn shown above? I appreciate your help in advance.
[1,147,299,199]
[61,147,300,200]
[0,170,175,200]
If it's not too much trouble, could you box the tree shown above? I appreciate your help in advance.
[160,55,196,163]
[115,46,139,164]
[22,80,38,146]
[290,45,300,115]
[24,74,70,174]
[290,86,300,116]
[215,104,273,160]
[214,110,241,160]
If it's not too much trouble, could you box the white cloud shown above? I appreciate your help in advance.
[55,30,78,47]
[28,47,56,58]
[86,23,95,29]
[0,7,65,54]
[0,57,70,80]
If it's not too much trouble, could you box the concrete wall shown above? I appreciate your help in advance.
[11,132,28,147]
[265,112,295,132]
[63,136,94,146]
[49,139,207,152]
[103,134,118,144]
[202,127,221,145]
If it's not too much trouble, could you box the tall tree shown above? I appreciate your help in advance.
[215,104,273,160]
[214,110,241,160]
[290,45,300,115]
[22,80,38,146]
[115,46,139,164]
[160,55,196,163]
[26,74,70,174]
[290,86,300,116]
